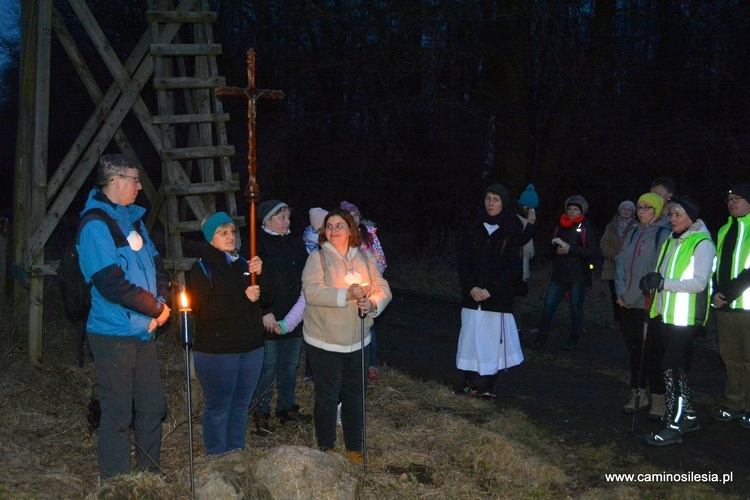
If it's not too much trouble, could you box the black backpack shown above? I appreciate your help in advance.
[58,209,134,322]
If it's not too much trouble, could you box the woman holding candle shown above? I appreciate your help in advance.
[188,212,268,455]
[302,208,391,463]
[454,184,526,398]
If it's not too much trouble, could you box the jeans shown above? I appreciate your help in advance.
[253,337,303,414]
[87,333,167,479]
[537,281,587,335]
[194,348,264,455]
[306,342,368,452]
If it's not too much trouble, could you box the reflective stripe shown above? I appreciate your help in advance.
[655,233,711,326]
[716,213,750,310]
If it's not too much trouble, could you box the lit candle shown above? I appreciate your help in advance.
[179,290,192,346]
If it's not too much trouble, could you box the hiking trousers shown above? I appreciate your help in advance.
[88,333,167,479]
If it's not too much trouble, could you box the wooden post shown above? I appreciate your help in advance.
[215,49,284,284]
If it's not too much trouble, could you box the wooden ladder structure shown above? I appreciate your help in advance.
[147,0,241,282]
[13,0,242,365]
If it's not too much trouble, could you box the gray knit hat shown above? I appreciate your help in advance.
[565,195,589,215]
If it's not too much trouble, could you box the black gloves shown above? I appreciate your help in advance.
[639,272,664,293]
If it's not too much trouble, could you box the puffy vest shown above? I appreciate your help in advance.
[651,232,713,326]
[715,213,750,310]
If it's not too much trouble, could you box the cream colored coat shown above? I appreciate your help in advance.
[302,242,391,353]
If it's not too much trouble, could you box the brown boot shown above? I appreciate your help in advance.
[253,412,272,437]
[622,389,648,414]
[649,393,666,421]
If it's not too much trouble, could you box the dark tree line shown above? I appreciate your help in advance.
[1,0,749,254]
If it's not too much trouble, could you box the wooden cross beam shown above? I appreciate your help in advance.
[216,48,284,284]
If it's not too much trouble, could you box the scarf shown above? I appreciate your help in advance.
[616,217,632,238]
[559,213,584,228]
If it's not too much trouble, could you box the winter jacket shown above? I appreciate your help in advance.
[360,222,387,273]
[614,217,671,309]
[651,220,715,326]
[600,215,636,280]
[458,211,524,313]
[302,242,391,353]
[549,217,599,286]
[713,211,750,310]
[78,188,169,341]
[303,225,321,254]
[188,243,269,354]
[257,228,308,339]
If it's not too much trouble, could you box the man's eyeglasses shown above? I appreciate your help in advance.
[726,196,744,205]
[636,205,654,212]
[118,173,141,184]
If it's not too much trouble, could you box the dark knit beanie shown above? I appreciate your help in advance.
[670,195,700,222]
[258,200,288,226]
[728,184,750,202]
[485,183,510,204]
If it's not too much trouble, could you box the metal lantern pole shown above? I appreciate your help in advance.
[180,289,195,497]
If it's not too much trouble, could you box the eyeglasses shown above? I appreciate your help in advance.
[325,222,348,231]
[726,196,744,205]
[118,173,141,185]
[636,205,654,212]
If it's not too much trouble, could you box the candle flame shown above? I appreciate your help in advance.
[180,291,189,309]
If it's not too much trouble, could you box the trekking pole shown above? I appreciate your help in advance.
[358,298,368,472]
[630,291,654,434]
[179,289,195,498]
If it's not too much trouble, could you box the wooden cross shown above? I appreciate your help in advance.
[216,48,284,284]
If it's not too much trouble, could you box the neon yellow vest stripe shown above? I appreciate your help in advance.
[651,232,712,326]
[715,213,750,310]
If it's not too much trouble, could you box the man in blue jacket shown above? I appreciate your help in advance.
[78,154,171,479]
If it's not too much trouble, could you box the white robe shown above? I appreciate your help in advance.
[456,307,524,375]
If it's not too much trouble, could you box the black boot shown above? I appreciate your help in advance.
[529,332,547,350]
[253,412,272,437]
[563,333,579,351]
[277,404,313,424]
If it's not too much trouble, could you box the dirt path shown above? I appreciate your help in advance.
[377,289,748,497]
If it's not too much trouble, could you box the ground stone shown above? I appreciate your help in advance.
[254,445,359,499]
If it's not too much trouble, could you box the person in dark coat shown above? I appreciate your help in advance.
[188,212,269,455]
[530,195,599,351]
[252,200,312,436]
[454,184,526,398]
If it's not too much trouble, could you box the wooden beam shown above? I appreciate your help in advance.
[28,0,53,367]
[150,43,222,56]
[152,112,229,124]
[11,0,37,359]
[153,76,225,89]
[146,11,217,23]
[160,145,234,160]
[162,179,240,196]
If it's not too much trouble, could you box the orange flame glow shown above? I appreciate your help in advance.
[180,291,189,309]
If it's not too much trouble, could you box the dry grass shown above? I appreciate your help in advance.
[0,269,735,499]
